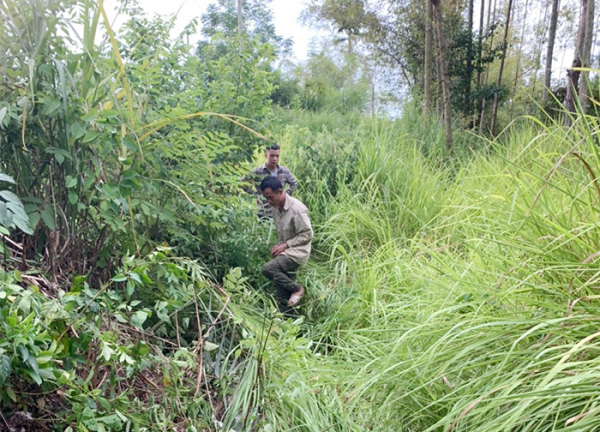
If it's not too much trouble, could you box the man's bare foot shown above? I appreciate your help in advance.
[288,285,304,306]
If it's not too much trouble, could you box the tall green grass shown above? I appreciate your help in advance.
[5,5,600,427]
[269,112,600,431]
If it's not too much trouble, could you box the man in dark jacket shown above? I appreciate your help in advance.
[248,144,297,219]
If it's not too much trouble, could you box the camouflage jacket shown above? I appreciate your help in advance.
[246,164,298,218]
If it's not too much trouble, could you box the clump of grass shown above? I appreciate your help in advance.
[320,125,449,254]
[292,112,600,432]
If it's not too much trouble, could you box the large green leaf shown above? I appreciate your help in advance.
[42,97,61,115]
[0,107,7,126]
[0,190,32,234]
[130,310,149,329]
[0,173,15,184]
[82,130,100,143]
[65,175,78,188]
[0,355,11,384]
[0,190,20,204]
[40,205,56,231]
[0,201,11,227]
[70,122,86,140]
[6,201,30,224]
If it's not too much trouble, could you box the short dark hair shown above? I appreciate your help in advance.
[260,176,283,192]
[265,144,280,152]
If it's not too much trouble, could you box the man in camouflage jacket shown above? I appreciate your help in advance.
[247,144,298,219]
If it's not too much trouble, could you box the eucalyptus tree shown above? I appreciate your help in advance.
[578,0,594,114]
[490,0,514,135]
[565,0,594,122]
[430,0,452,151]
[509,0,529,121]
[542,0,560,102]
[424,0,434,117]
[465,0,475,117]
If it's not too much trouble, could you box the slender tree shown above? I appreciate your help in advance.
[236,0,243,35]
[436,25,443,118]
[367,65,376,117]
[431,0,453,151]
[490,0,514,135]
[465,0,474,117]
[237,0,244,50]
[478,0,498,134]
[564,0,589,123]
[424,0,434,117]
[532,0,551,97]
[578,0,594,113]
[474,0,485,125]
[542,0,560,102]
[509,0,529,121]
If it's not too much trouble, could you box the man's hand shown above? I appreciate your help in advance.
[271,243,288,257]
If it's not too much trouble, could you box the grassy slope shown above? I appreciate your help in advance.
[257,110,600,431]
[4,106,600,432]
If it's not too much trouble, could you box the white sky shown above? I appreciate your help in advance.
[102,0,315,61]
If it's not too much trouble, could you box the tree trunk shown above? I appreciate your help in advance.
[542,0,560,102]
[490,0,514,136]
[479,0,498,134]
[578,0,594,113]
[431,0,453,152]
[367,65,376,117]
[434,20,443,118]
[424,0,434,117]
[509,0,529,121]
[371,78,375,117]
[474,0,485,125]
[465,0,474,118]
[532,0,552,97]
[237,0,244,50]
[564,0,588,124]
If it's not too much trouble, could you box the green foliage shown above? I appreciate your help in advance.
[320,127,448,251]
[275,106,473,229]
[295,50,371,112]
[0,0,277,282]
[0,174,32,235]
[291,112,600,431]
[302,0,377,52]
[273,110,363,225]
[194,34,277,157]
[270,71,302,108]
[0,269,70,404]
[0,249,268,429]
[200,0,292,54]
[6,1,600,431]
[447,23,508,117]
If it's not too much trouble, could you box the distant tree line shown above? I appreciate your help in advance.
[300,0,599,150]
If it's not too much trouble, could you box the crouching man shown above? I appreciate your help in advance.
[260,176,313,313]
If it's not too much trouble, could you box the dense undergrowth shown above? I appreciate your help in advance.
[4,105,600,431]
[3,1,600,431]
[281,112,600,431]
[4,104,600,431]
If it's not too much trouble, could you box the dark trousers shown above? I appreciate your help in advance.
[262,255,301,314]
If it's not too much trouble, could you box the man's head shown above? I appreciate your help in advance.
[265,144,280,171]
[260,176,286,209]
